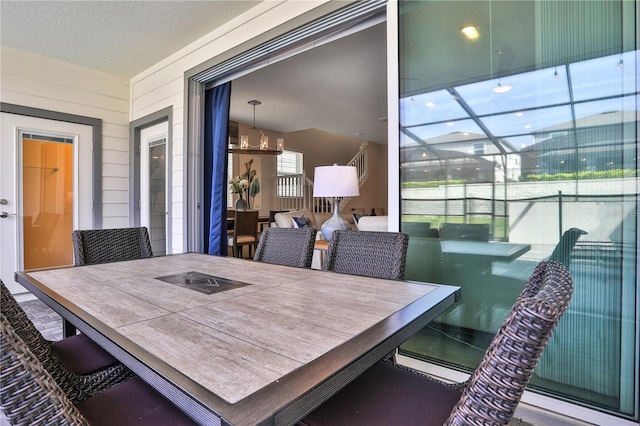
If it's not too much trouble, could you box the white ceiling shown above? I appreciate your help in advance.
[230,22,387,144]
[0,1,387,144]
[0,1,260,77]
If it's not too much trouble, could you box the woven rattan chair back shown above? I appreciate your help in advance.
[300,261,573,425]
[253,227,317,268]
[323,230,409,280]
[1,313,89,425]
[0,281,132,404]
[1,280,83,403]
[72,227,153,266]
[445,261,574,425]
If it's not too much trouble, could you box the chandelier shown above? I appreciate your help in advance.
[229,100,284,155]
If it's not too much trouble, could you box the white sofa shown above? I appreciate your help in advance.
[355,215,388,232]
[273,209,389,233]
[272,209,356,233]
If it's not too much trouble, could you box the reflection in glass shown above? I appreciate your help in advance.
[455,67,571,115]
[479,104,574,137]
[398,0,638,421]
[570,51,638,101]
[400,90,469,125]
[22,136,74,269]
[149,142,166,256]
[406,119,486,142]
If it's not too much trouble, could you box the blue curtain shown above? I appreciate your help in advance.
[204,82,231,255]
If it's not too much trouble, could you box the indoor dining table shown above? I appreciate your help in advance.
[15,253,460,426]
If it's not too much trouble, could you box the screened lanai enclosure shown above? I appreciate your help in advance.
[397,0,638,421]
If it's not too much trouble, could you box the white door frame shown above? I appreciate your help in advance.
[0,104,102,294]
[129,107,173,252]
[140,121,170,255]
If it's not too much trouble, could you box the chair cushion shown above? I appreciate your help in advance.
[300,360,461,425]
[51,334,118,375]
[76,377,196,425]
[234,236,257,244]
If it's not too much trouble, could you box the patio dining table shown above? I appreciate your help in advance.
[15,253,459,426]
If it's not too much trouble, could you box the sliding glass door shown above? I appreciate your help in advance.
[398,0,638,421]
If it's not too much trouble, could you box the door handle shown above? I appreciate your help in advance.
[0,212,16,218]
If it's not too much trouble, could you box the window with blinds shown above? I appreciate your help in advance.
[277,150,304,197]
[277,150,303,175]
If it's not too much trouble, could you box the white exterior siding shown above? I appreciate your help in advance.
[0,45,130,228]
[130,0,332,253]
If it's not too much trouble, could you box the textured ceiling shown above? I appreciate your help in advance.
[0,1,259,77]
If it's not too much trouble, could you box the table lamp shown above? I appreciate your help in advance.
[313,164,360,241]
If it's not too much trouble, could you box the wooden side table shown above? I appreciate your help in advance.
[314,239,329,268]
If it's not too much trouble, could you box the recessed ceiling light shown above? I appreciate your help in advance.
[425,102,435,107]
[515,112,523,117]
[446,122,454,126]
[460,25,480,40]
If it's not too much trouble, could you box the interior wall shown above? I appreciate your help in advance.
[0,45,130,228]
[282,128,387,213]
[232,123,387,217]
[130,1,348,252]
[232,121,282,218]
[353,142,388,214]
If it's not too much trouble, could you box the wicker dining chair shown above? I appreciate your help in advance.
[323,230,409,280]
[300,261,574,425]
[72,227,153,266]
[0,281,133,404]
[228,210,259,258]
[253,227,318,268]
[0,312,197,426]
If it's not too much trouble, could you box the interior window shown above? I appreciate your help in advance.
[276,150,304,197]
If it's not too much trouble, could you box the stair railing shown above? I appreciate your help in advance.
[272,142,369,212]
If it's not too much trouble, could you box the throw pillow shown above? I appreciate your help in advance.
[292,215,312,229]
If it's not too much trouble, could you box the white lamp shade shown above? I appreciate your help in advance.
[313,165,360,197]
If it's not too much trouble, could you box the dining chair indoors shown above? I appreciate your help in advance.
[253,227,318,268]
[0,312,196,426]
[0,280,133,404]
[72,227,153,266]
[228,210,259,258]
[299,261,574,426]
[323,230,409,280]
